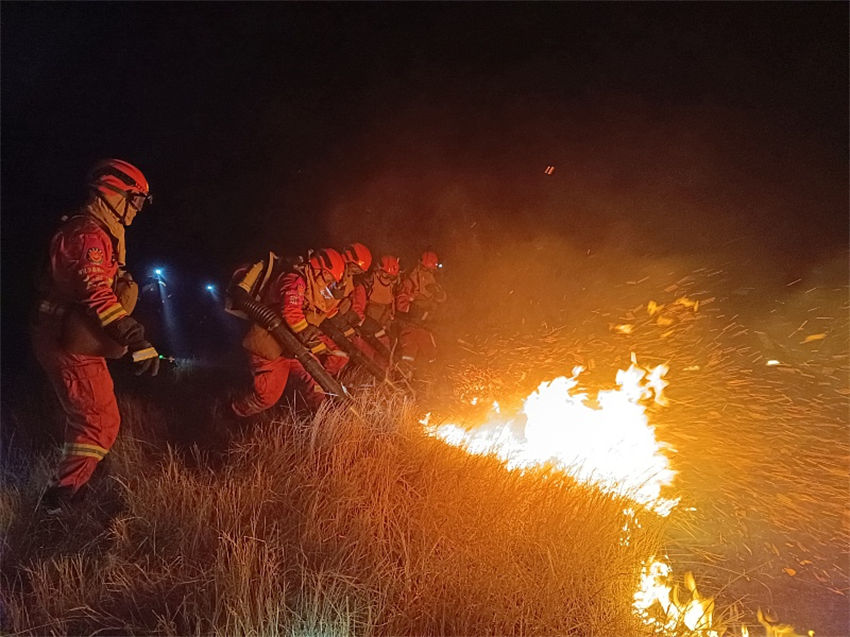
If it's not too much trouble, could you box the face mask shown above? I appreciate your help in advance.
[331,281,347,299]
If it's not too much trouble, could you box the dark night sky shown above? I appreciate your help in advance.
[2,2,848,364]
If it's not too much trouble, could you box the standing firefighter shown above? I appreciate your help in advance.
[229,248,348,416]
[396,249,447,379]
[32,159,159,513]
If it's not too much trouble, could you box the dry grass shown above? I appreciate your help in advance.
[1,387,662,636]
[4,248,844,635]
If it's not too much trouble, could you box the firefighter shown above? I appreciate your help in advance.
[229,248,347,416]
[282,248,350,378]
[31,159,160,514]
[329,243,379,358]
[337,243,411,374]
[336,242,372,329]
[395,249,447,378]
[359,255,401,354]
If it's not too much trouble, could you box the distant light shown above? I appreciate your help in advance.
[154,268,164,277]
[438,263,443,269]
[766,359,781,366]
[205,284,215,292]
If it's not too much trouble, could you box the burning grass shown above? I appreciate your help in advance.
[1,387,663,635]
[438,251,849,635]
[2,248,846,636]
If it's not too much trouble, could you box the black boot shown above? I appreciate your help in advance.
[39,484,74,515]
[39,483,88,515]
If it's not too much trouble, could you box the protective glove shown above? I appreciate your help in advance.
[104,316,161,376]
[406,302,431,324]
[340,310,361,328]
[298,324,327,354]
[328,312,356,338]
[131,345,161,376]
[359,316,382,336]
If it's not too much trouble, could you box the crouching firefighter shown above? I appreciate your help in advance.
[358,254,401,359]
[320,243,403,387]
[31,159,160,514]
[227,248,350,416]
[395,249,447,380]
[332,243,372,338]
[332,243,391,365]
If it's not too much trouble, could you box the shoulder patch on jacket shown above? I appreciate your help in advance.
[86,247,104,264]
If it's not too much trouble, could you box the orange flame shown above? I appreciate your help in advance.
[634,556,721,636]
[427,348,810,637]
[427,356,678,516]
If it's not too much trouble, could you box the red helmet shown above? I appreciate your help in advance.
[378,255,400,276]
[308,248,346,283]
[342,242,372,272]
[421,250,440,271]
[87,159,151,202]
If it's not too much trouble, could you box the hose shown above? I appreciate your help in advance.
[230,288,350,401]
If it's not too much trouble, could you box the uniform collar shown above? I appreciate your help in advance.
[85,197,127,266]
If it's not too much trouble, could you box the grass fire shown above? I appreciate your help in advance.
[2,4,847,635]
[2,248,846,636]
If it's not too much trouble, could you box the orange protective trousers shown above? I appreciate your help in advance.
[398,324,437,367]
[231,351,342,416]
[31,326,120,494]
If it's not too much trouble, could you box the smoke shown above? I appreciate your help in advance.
[313,94,845,331]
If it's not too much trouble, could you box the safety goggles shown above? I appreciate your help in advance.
[128,190,153,210]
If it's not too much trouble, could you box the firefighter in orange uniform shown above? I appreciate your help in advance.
[32,159,160,513]
[396,250,446,378]
[281,248,350,378]
[229,248,348,416]
[331,243,378,358]
[359,255,401,354]
[335,242,372,329]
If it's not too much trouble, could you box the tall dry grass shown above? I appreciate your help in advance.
[1,387,663,636]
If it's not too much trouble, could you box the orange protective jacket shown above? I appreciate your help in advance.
[364,273,397,326]
[229,253,335,327]
[281,267,340,334]
[350,276,368,322]
[39,214,127,329]
[396,264,446,315]
[336,272,368,323]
